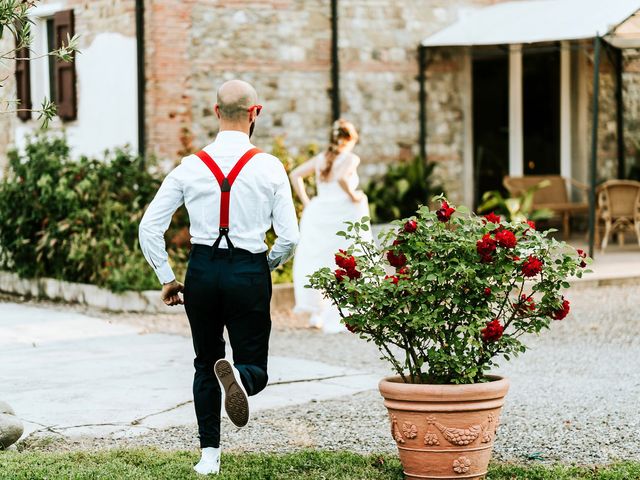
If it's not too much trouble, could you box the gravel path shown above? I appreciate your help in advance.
[12,284,640,465]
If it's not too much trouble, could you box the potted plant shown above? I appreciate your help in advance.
[308,197,589,480]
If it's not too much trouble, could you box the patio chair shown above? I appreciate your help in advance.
[596,180,640,251]
[503,175,589,238]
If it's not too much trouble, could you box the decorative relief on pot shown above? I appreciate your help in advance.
[390,415,405,444]
[402,422,418,439]
[427,415,481,446]
[423,416,440,446]
[481,413,496,443]
[423,431,440,446]
[452,456,471,474]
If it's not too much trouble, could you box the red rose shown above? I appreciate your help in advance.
[397,266,410,277]
[577,249,587,268]
[335,250,357,270]
[511,256,521,262]
[483,212,501,225]
[426,251,433,259]
[480,254,493,263]
[484,287,492,296]
[346,267,361,280]
[403,220,418,233]
[476,234,497,260]
[481,319,504,343]
[436,201,455,222]
[527,220,536,230]
[552,298,570,320]
[517,294,536,313]
[521,255,543,277]
[393,238,404,246]
[495,229,517,249]
[335,269,348,281]
[385,274,399,285]
[345,322,359,333]
[387,250,407,268]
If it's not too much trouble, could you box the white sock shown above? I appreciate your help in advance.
[194,446,221,475]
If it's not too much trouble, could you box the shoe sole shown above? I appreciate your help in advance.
[214,359,249,428]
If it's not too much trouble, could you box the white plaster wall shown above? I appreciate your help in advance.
[14,31,138,158]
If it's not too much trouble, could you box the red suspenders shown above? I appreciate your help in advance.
[195,147,262,250]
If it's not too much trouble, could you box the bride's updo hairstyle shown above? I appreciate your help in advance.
[320,119,359,181]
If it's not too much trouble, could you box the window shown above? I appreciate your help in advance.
[14,9,76,122]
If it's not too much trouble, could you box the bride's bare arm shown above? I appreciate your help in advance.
[289,158,316,206]
[337,155,364,203]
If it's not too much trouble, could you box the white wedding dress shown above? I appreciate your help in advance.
[293,152,371,333]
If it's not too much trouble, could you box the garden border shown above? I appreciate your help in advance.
[0,269,636,314]
[0,271,294,314]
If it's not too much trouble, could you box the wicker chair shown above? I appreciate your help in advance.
[596,180,640,251]
[503,175,589,238]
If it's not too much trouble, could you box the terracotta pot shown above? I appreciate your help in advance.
[379,375,509,480]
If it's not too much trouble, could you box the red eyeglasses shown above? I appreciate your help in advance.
[247,105,263,116]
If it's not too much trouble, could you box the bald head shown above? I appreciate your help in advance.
[216,80,258,122]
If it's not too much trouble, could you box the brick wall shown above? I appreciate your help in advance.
[144,0,194,163]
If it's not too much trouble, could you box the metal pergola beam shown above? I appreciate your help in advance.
[615,47,625,179]
[588,36,602,259]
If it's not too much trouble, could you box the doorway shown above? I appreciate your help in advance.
[472,52,509,207]
[522,48,560,175]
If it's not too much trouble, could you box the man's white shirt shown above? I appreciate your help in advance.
[139,131,300,284]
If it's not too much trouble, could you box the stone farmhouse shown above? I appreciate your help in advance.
[2,0,639,206]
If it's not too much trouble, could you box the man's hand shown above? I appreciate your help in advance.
[161,280,184,306]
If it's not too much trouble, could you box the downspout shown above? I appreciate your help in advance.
[330,0,340,121]
[418,45,427,162]
[136,0,146,160]
[588,36,602,259]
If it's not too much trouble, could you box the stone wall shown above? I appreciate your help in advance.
[184,0,333,163]
[64,0,136,43]
[173,0,502,194]
[422,48,468,204]
[585,45,640,182]
[623,49,640,176]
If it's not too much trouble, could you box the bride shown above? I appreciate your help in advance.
[289,119,371,333]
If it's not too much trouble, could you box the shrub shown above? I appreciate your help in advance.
[308,197,589,385]
[478,181,553,223]
[0,134,315,292]
[0,133,187,292]
[365,156,444,224]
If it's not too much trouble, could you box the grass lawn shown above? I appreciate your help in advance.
[0,449,638,479]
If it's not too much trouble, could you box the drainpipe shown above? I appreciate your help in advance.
[418,45,427,162]
[135,0,146,160]
[330,0,340,121]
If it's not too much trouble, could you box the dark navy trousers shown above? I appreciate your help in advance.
[183,244,272,448]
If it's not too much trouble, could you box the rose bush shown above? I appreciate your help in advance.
[307,196,590,385]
